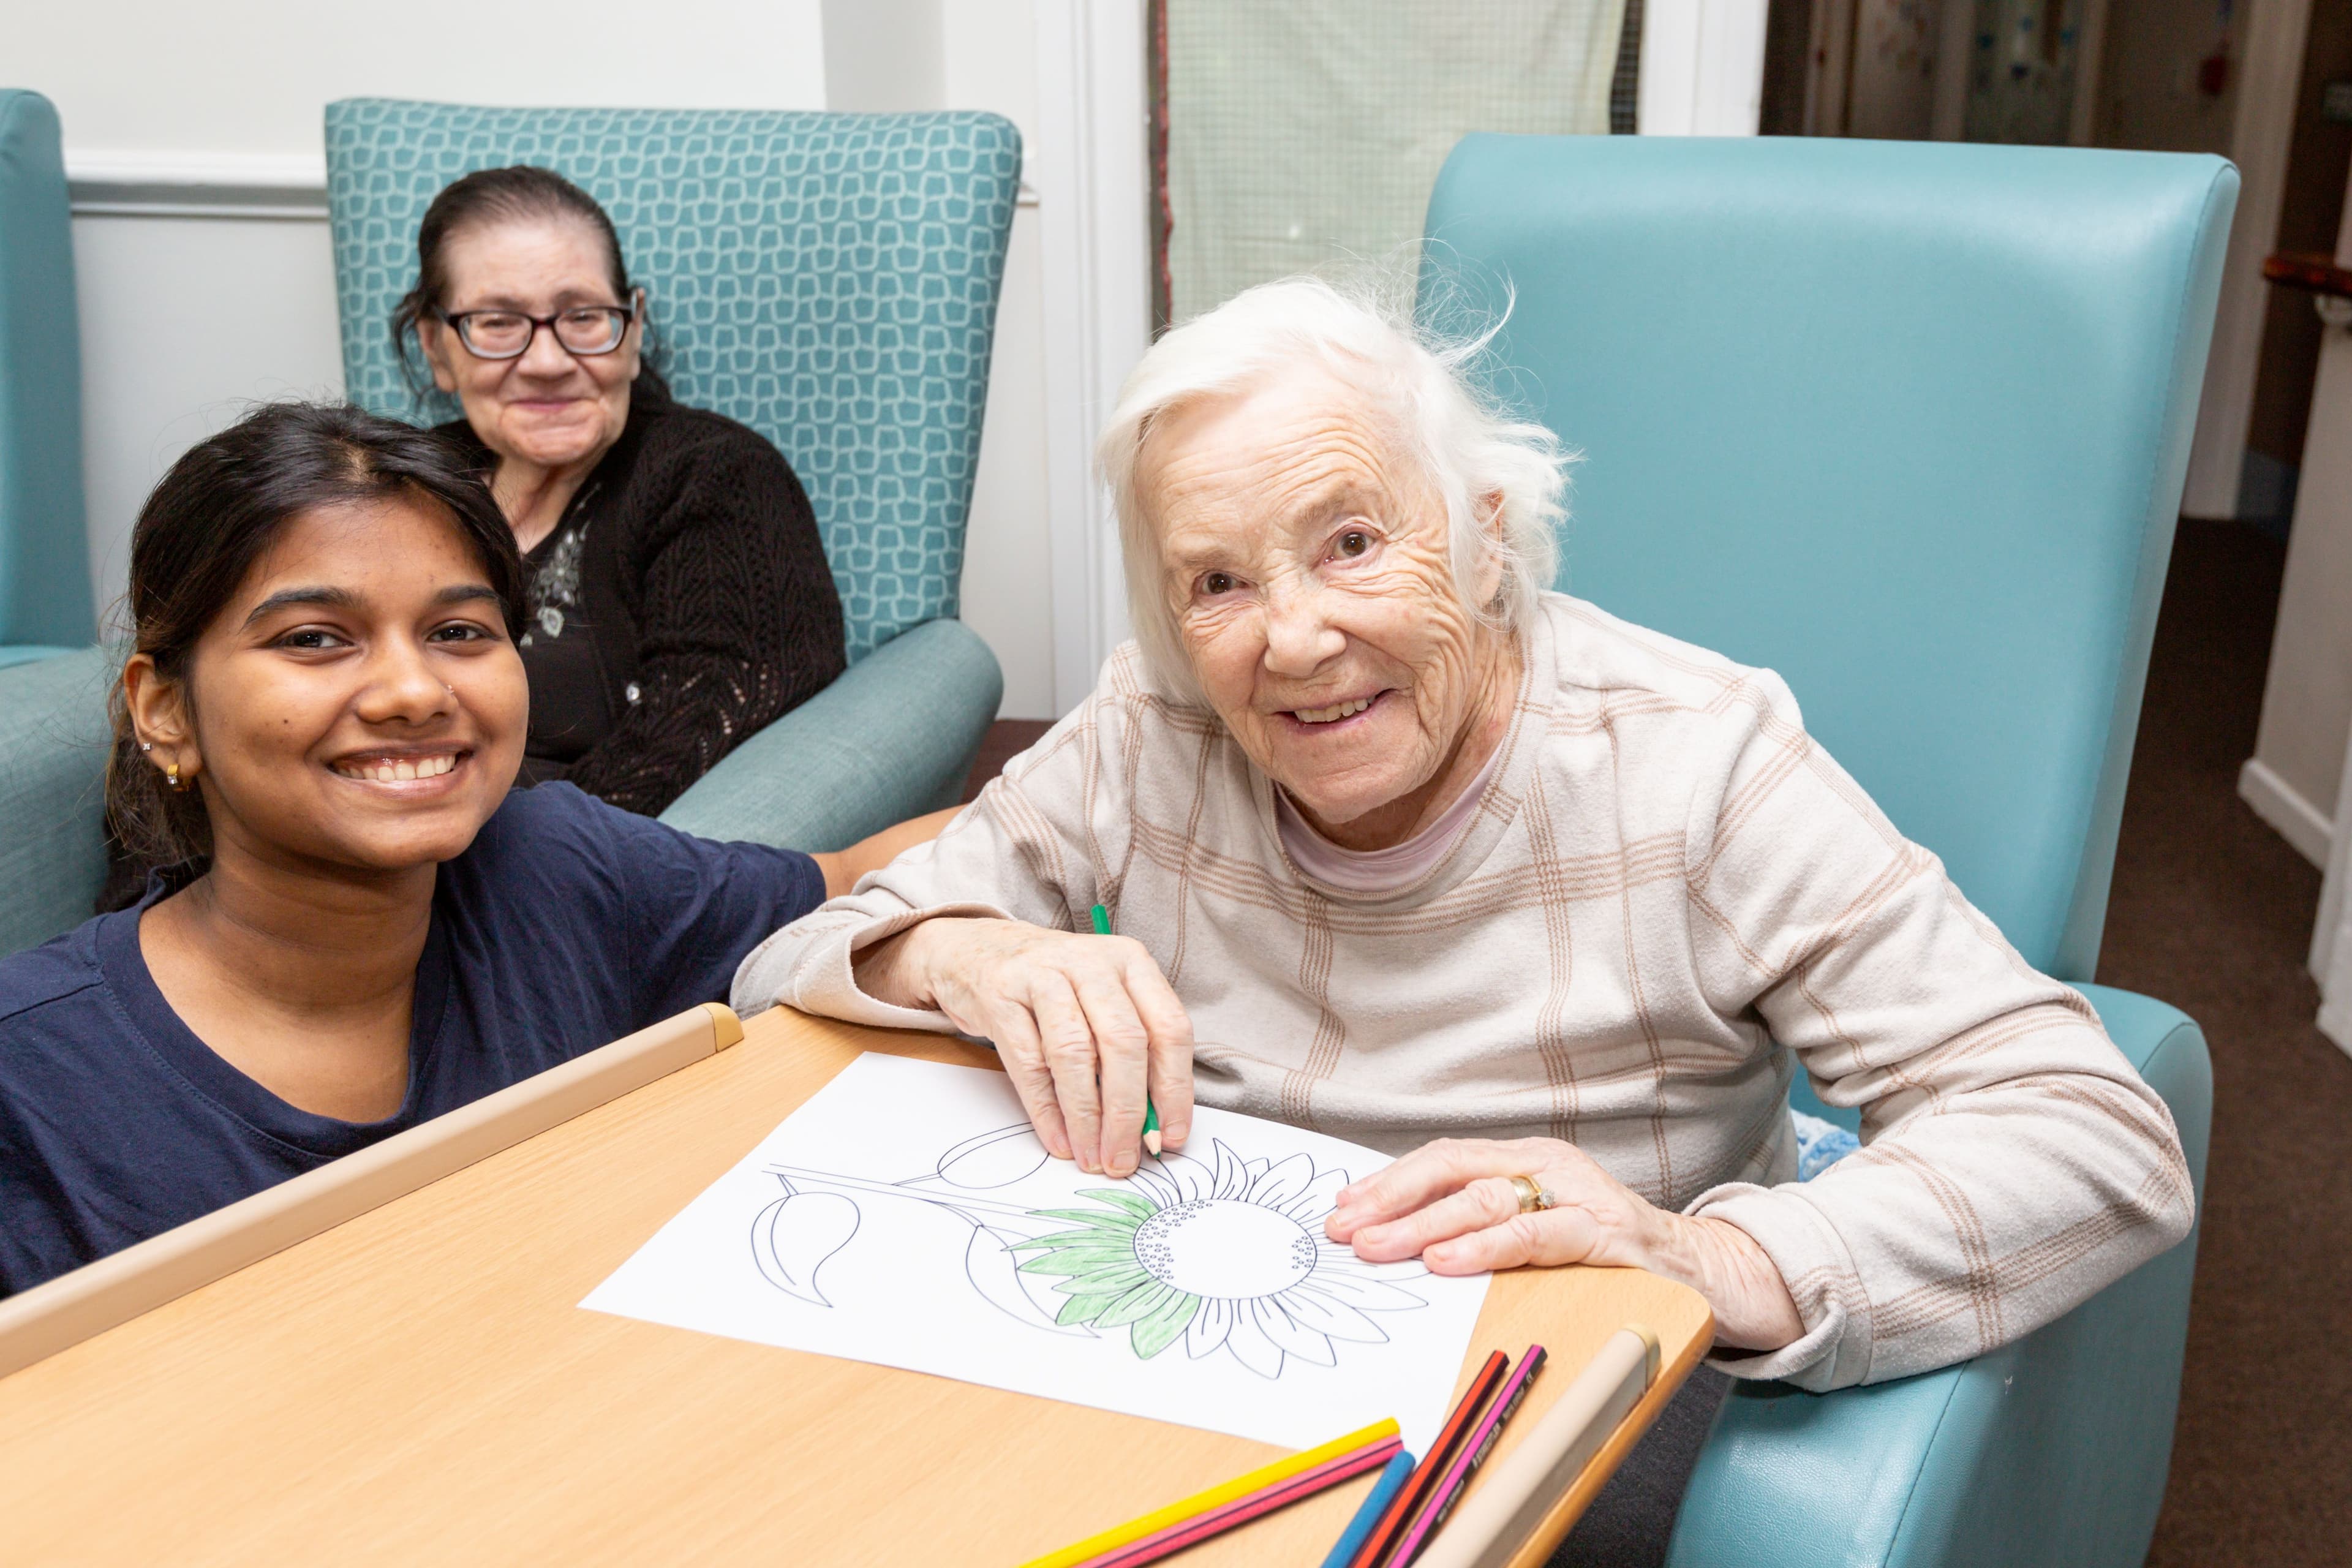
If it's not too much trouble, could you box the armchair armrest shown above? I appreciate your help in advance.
[1667,984,2212,1568]
[0,647,114,959]
[658,618,1003,853]
[0,646,81,671]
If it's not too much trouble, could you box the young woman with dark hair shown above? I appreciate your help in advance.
[0,404,942,1296]
[393,165,845,813]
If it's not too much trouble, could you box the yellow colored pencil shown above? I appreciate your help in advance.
[1021,1417,1403,1568]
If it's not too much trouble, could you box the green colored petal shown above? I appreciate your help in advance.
[1057,1292,1120,1327]
[1018,1245,1135,1275]
[1024,1232,1137,1255]
[1030,1208,1144,1233]
[1096,1280,1172,1328]
[1040,1234,1141,1257]
[1008,1229,1126,1251]
[1128,1290,1200,1359]
[1079,1189,1158,1220]
[1050,1264,1150,1295]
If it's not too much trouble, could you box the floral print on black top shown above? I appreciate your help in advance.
[516,488,618,778]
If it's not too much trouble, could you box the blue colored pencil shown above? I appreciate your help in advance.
[1319,1449,1419,1568]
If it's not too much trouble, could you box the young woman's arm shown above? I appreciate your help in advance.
[810,807,962,900]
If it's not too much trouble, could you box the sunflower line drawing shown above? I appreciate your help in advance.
[748,1125,1430,1379]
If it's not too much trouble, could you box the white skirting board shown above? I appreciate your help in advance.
[2318,723,2352,1057]
[2237,756,2333,869]
[2320,918,2352,1056]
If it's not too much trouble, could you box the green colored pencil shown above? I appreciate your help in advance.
[1089,903,1163,1156]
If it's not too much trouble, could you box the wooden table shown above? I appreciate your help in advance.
[0,1008,1713,1566]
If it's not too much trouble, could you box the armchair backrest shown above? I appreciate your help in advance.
[1424,137,2234,980]
[0,89,92,650]
[324,99,1020,662]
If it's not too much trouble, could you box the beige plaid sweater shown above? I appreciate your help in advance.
[733,594,2193,1390]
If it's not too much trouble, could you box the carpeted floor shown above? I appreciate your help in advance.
[2106,519,2344,1567]
[958,516,2344,1560]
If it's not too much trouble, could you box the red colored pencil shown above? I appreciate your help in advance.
[1389,1344,1548,1566]
[1075,1436,1406,1568]
[1348,1349,1510,1568]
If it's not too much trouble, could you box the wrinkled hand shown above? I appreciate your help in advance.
[1324,1137,1804,1352]
[855,916,1193,1178]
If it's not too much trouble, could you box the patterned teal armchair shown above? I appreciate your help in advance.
[324,99,1014,850]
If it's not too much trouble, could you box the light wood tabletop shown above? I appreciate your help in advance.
[0,1006,1713,1567]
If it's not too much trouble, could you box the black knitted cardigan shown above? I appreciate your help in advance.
[437,379,846,818]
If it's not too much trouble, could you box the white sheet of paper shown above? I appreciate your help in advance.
[582,1054,1490,1453]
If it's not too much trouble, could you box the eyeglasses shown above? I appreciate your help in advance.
[439,302,636,360]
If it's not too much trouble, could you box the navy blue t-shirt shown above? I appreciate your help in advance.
[0,783,824,1295]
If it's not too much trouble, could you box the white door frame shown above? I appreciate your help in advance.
[1640,0,1770,135]
[1032,0,1152,715]
[2182,0,2315,519]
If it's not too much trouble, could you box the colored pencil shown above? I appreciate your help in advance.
[1349,1349,1511,1568]
[1414,1328,1659,1568]
[1020,1417,1402,1568]
[1319,1449,1420,1568]
[1389,1346,1549,1566]
[1076,1435,1405,1568]
[1088,902,1162,1155]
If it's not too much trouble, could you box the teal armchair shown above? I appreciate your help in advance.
[323,100,1013,849]
[0,90,104,960]
[0,646,113,960]
[0,88,94,669]
[1422,137,2233,1566]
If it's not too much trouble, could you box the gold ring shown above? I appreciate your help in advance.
[1509,1175,1555,1214]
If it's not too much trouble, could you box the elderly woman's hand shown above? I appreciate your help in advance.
[854,917,1194,1178]
[1323,1137,1805,1352]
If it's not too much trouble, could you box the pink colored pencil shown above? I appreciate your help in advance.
[1076,1436,1406,1568]
[1387,1345,1548,1566]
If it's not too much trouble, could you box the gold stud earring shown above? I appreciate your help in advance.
[166,763,184,792]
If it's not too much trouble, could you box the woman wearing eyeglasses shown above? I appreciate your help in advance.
[391,166,845,814]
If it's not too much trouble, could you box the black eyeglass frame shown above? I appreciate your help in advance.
[437,296,642,361]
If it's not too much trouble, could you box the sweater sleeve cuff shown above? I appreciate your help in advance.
[729,901,1018,1034]
[1685,1180,1872,1391]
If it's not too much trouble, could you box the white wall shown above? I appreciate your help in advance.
[34,0,1063,718]
[2244,317,2352,866]
[937,2,1056,720]
[70,216,346,628]
[2242,173,2352,873]
[18,0,827,153]
[826,0,947,113]
[826,0,1057,717]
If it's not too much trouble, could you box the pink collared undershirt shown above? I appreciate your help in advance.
[1273,737,1507,897]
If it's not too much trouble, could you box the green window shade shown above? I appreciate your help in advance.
[1161,0,1629,324]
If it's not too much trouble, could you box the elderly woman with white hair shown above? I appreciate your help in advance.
[733,278,2190,1545]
